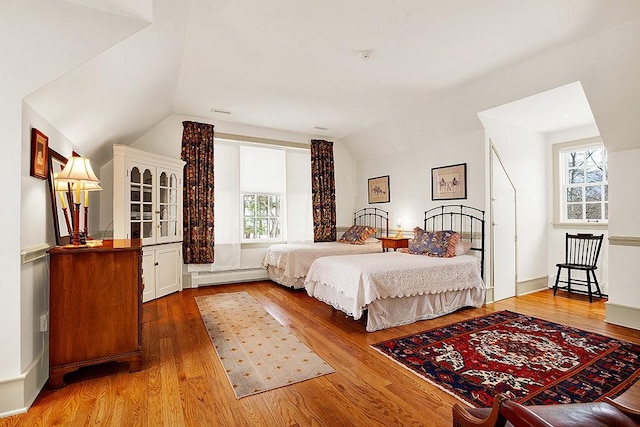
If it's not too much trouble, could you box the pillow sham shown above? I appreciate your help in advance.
[406,228,461,257]
[338,225,378,245]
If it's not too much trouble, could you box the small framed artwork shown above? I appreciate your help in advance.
[368,175,390,204]
[431,163,467,200]
[30,128,49,179]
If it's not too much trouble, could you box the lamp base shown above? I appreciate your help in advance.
[61,244,89,249]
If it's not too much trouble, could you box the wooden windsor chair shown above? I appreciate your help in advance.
[553,233,604,303]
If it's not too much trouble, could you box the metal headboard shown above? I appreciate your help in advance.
[353,208,389,238]
[424,204,485,279]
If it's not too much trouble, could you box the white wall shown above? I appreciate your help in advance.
[545,125,609,294]
[607,148,640,325]
[480,118,548,283]
[348,129,486,232]
[19,104,106,414]
[3,1,148,417]
[21,104,78,374]
[333,141,357,228]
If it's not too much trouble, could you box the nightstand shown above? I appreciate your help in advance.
[379,237,410,252]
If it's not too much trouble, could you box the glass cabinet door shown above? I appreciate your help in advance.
[157,170,180,242]
[130,166,154,241]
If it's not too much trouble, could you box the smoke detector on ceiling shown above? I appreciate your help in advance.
[359,50,371,60]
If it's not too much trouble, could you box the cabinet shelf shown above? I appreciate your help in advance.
[113,145,185,302]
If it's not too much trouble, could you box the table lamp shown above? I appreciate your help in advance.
[53,175,73,236]
[55,156,101,246]
[76,180,102,237]
[395,218,403,238]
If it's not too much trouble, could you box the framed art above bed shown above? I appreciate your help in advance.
[368,175,390,204]
[432,163,466,200]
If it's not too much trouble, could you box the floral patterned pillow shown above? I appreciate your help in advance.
[338,225,378,244]
[406,228,461,257]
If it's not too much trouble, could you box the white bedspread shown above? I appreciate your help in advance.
[262,241,381,287]
[304,252,484,320]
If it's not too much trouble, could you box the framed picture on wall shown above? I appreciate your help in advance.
[431,163,467,200]
[30,128,49,180]
[368,175,390,204]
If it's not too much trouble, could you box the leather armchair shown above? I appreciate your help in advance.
[452,392,640,427]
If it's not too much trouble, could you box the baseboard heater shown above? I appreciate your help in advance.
[188,268,268,287]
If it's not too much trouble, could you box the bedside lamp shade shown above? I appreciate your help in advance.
[55,156,100,184]
[55,156,101,246]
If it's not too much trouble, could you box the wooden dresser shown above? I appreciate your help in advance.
[47,239,143,388]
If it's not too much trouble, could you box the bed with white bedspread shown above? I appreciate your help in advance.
[262,208,388,289]
[262,241,382,289]
[304,205,486,331]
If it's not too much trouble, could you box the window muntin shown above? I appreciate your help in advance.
[242,193,282,240]
[561,144,607,222]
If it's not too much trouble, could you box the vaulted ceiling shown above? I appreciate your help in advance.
[23,0,640,165]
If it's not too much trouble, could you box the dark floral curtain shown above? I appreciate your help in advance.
[181,121,215,263]
[311,139,336,242]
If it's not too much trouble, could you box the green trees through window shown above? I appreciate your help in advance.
[242,194,281,239]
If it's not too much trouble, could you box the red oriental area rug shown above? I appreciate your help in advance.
[371,310,640,408]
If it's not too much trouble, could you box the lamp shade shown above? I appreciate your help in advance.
[53,173,71,192]
[54,173,102,192]
[55,156,100,184]
[76,181,103,191]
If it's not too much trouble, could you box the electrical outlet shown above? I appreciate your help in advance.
[40,314,48,332]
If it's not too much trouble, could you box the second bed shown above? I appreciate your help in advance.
[262,208,389,289]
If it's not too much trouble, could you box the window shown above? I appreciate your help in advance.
[239,145,286,241]
[560,143,607,222]
[201,135,311,272]
[242,194,281,239]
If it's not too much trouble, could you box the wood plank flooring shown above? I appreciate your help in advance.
[2,282,639,427]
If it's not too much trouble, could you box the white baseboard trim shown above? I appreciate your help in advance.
[517,276,548,296]
[188,268,269,287]
[605,302,640,330]
[484,287,494,304]
[483,276,548,303]
[0,348,48,419]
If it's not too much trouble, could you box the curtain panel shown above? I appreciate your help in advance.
[181,121,215,264]
[310,139,336,242]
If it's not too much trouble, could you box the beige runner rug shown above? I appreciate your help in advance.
[195,291,335,399]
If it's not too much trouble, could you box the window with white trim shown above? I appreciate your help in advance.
[560,143,608,222]
[242,194,281,239]
[239,145,285,241]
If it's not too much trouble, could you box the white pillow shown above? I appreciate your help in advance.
[455,241,472,256]
[366,237,380,243]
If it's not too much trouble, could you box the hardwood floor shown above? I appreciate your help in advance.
[3,282,639,427]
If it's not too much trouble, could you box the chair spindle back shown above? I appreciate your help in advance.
[565,233,603,267]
